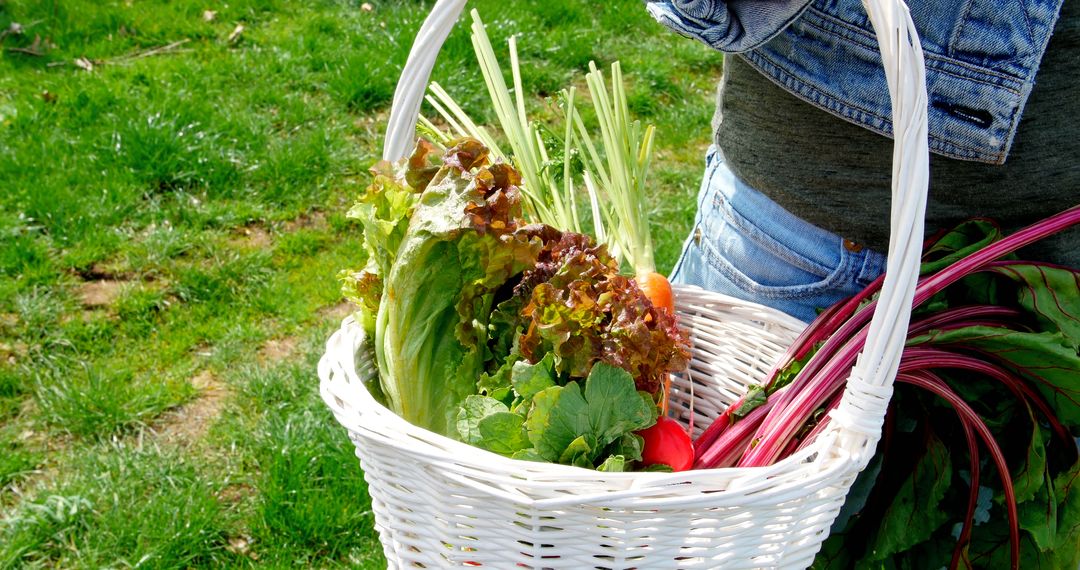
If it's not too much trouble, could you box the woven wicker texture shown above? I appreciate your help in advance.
[320,0,931,567]
[322,287,854,568]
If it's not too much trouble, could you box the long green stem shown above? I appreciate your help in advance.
[579,61,657,275]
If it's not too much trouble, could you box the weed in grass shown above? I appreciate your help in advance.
[11,288,68,342]
[0,364,28,420]
[329,54,398,113]
[0,232,55,287]
[33,365,190,439]
[233,363,310,414]
[0,430,40,491]
[56,310,119,361]
[0,444,231,569]
[0,494,94,569]
[121,224,198,274]
[109,110,242,197]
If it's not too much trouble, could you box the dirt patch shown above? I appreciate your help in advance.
[0,340,27,363]
[226,533,258,560]
[156,370,229,447]
[283,210,328,232]
[228,226,273,250]
[318,301,355,322]
[217,482,255,505]
[78,280,132,307]
[75,262,132,281]
[258,336,300,363]
[0,312,18,329]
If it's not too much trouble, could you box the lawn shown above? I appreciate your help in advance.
[0,0,719,567]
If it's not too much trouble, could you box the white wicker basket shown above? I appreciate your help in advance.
[320,0,930,567]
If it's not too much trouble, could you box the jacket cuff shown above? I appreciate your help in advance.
[646,0,815,54]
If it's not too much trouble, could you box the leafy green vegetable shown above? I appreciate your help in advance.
[343,137,690,467]
[986,263,1080,351]
[908,326,1080,426]
[920,218,1007,275]
[510,354,557,402]
[457,395,510,446]
[865,435,953,562]
[518,238,689,394]
[807,216,1080,570]
[458,362,657,471]
[732,384,766,418]
[338,142,438,334]
[374,139,554,436]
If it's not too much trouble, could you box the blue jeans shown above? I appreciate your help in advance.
[670,148,888,323]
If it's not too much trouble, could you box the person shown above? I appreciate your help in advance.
[646,0,1079,323]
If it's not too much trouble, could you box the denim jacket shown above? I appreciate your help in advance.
[647,0,1065,164]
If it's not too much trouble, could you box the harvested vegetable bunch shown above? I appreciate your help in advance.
[689,208,1080,569]
[341,137,691,472]
[419,12,695,467]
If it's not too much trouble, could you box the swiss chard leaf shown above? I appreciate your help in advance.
[908,326,1080,427]
[1017,463,1056,552]
[985,263,1080,351]
[733,384,766,418]
[921,219,1005,275]
[1011,418,1048,504]
[1050,459,1080,569]
[964,457,1080,569]
[865,434,952,562]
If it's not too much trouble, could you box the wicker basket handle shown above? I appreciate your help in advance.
[382,0,929,465]
[383,0,467,162]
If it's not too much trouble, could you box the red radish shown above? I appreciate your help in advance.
[638,416,694,472]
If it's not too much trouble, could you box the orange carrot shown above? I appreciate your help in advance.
[637,271,676,414]
[637,271,674,313]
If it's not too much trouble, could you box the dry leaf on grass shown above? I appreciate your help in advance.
[227,23,244,44]
[74,56,94,71]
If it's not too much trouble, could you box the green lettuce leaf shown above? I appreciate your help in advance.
[458,363,655,470]
[510,354,557,402]
[457,395,508,446]
[339,140,439,334]
[376,139,551,436]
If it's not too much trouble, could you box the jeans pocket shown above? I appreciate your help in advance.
[670,159,881,322]
[697,188,848,299]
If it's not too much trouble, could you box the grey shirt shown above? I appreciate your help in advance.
[714,1,1079,266]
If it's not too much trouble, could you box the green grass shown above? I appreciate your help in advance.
[0,0,719,566]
